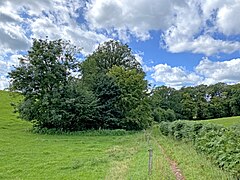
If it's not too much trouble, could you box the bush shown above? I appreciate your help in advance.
[153,108,176,122]
[159,121,240,178]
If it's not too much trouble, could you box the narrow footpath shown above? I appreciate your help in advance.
[152,137,185,180]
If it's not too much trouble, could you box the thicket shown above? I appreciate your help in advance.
[159,121,240,178]
[150,83,240,121]
[9,39,152,131]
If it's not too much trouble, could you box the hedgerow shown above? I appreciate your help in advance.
[159,121,240,178]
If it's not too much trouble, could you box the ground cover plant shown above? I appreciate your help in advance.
[0,90,235,179]
[159,120,240,178]
[0,90,174,179]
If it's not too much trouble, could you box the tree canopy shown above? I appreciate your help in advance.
[9,39,152,131]
[9,38,240,132]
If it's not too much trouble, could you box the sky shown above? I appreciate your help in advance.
[1,0,240,90]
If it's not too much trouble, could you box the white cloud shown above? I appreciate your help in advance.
[163,35,240,56]
[216,1,240,35]
[85,0,185,41]
[151,64,201,88]
[0,54,23,90]
[85,0,240,55]
[196,57,240,84]
[0,76,9,90]
[151,58,240,88]
[0,0,109,56]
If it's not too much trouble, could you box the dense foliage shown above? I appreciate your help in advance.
[150,83,240,121]
[159,121,240,178]
[9,38,151,131]
[81,41,151,130]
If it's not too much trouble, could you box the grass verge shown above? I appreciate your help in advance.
[152,127,235,180]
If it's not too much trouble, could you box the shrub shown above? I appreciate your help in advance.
[153,108,176,122]
[159,121,240,178]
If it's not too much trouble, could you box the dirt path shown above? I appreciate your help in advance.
[152,137,185,180]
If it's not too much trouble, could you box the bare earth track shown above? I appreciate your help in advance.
[152,137,185,180]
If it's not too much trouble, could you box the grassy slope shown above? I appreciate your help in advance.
[199,116,240,127]
[0,91,174,179]
[0,90,234,179]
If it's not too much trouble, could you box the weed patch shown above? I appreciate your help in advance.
[159,121,240,178]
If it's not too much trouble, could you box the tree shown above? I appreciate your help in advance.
[81,40,143,87]
[9,38,98,131]
[83,40,142,73]
[150,86,182,119]
[107,66,151,130]
[80,40,151,130]
[152,107,176,122]
[228,84,240,116]
[91,73,122,129]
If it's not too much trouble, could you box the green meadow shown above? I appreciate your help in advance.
[0,90,235,179]
[199,116,240,127]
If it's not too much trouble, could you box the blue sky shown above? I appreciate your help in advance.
[1,0,240,89]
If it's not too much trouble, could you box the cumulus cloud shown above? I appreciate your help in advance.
[0,54,23,90]
[196,57,240,84]
[85,0,240,55]
[151,64,201,88]
[85,0,185,41]
[163,35,240,56]
[151,58,240,88]
[216,1,240,35]
[0,0,109,55]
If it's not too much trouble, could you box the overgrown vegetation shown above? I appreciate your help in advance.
[9,39,151,131]
[159,121,240,178]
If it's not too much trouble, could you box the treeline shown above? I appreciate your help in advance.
[9,39,151,131]
[9,38,240,132]
[150,83,240,121]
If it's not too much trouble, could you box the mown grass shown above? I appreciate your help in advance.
[199,116,240,127]
[0,90,175,179]
[0,90,235,179]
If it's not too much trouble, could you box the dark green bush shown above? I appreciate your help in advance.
[159,121,240,178]
[153,108,176,122]
[159,121,170,136]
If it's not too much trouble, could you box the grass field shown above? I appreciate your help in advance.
[0,90,235,179]
[199,116,240,127]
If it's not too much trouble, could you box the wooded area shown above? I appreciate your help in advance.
[8,38,240,131]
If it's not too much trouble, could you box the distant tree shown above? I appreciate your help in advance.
[207,83,230,118]
[9,38,98,131]
[150,86,182,119]
[152,107,176,122]
[228,84,240,116]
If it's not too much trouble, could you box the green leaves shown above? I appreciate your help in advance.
[9,38,100,131]
[81,40,152,130]
[9,38,152,131]
[159,121,240,178]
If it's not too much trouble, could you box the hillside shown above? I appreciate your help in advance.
[199,116,240,127]
[0,91,234,179]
